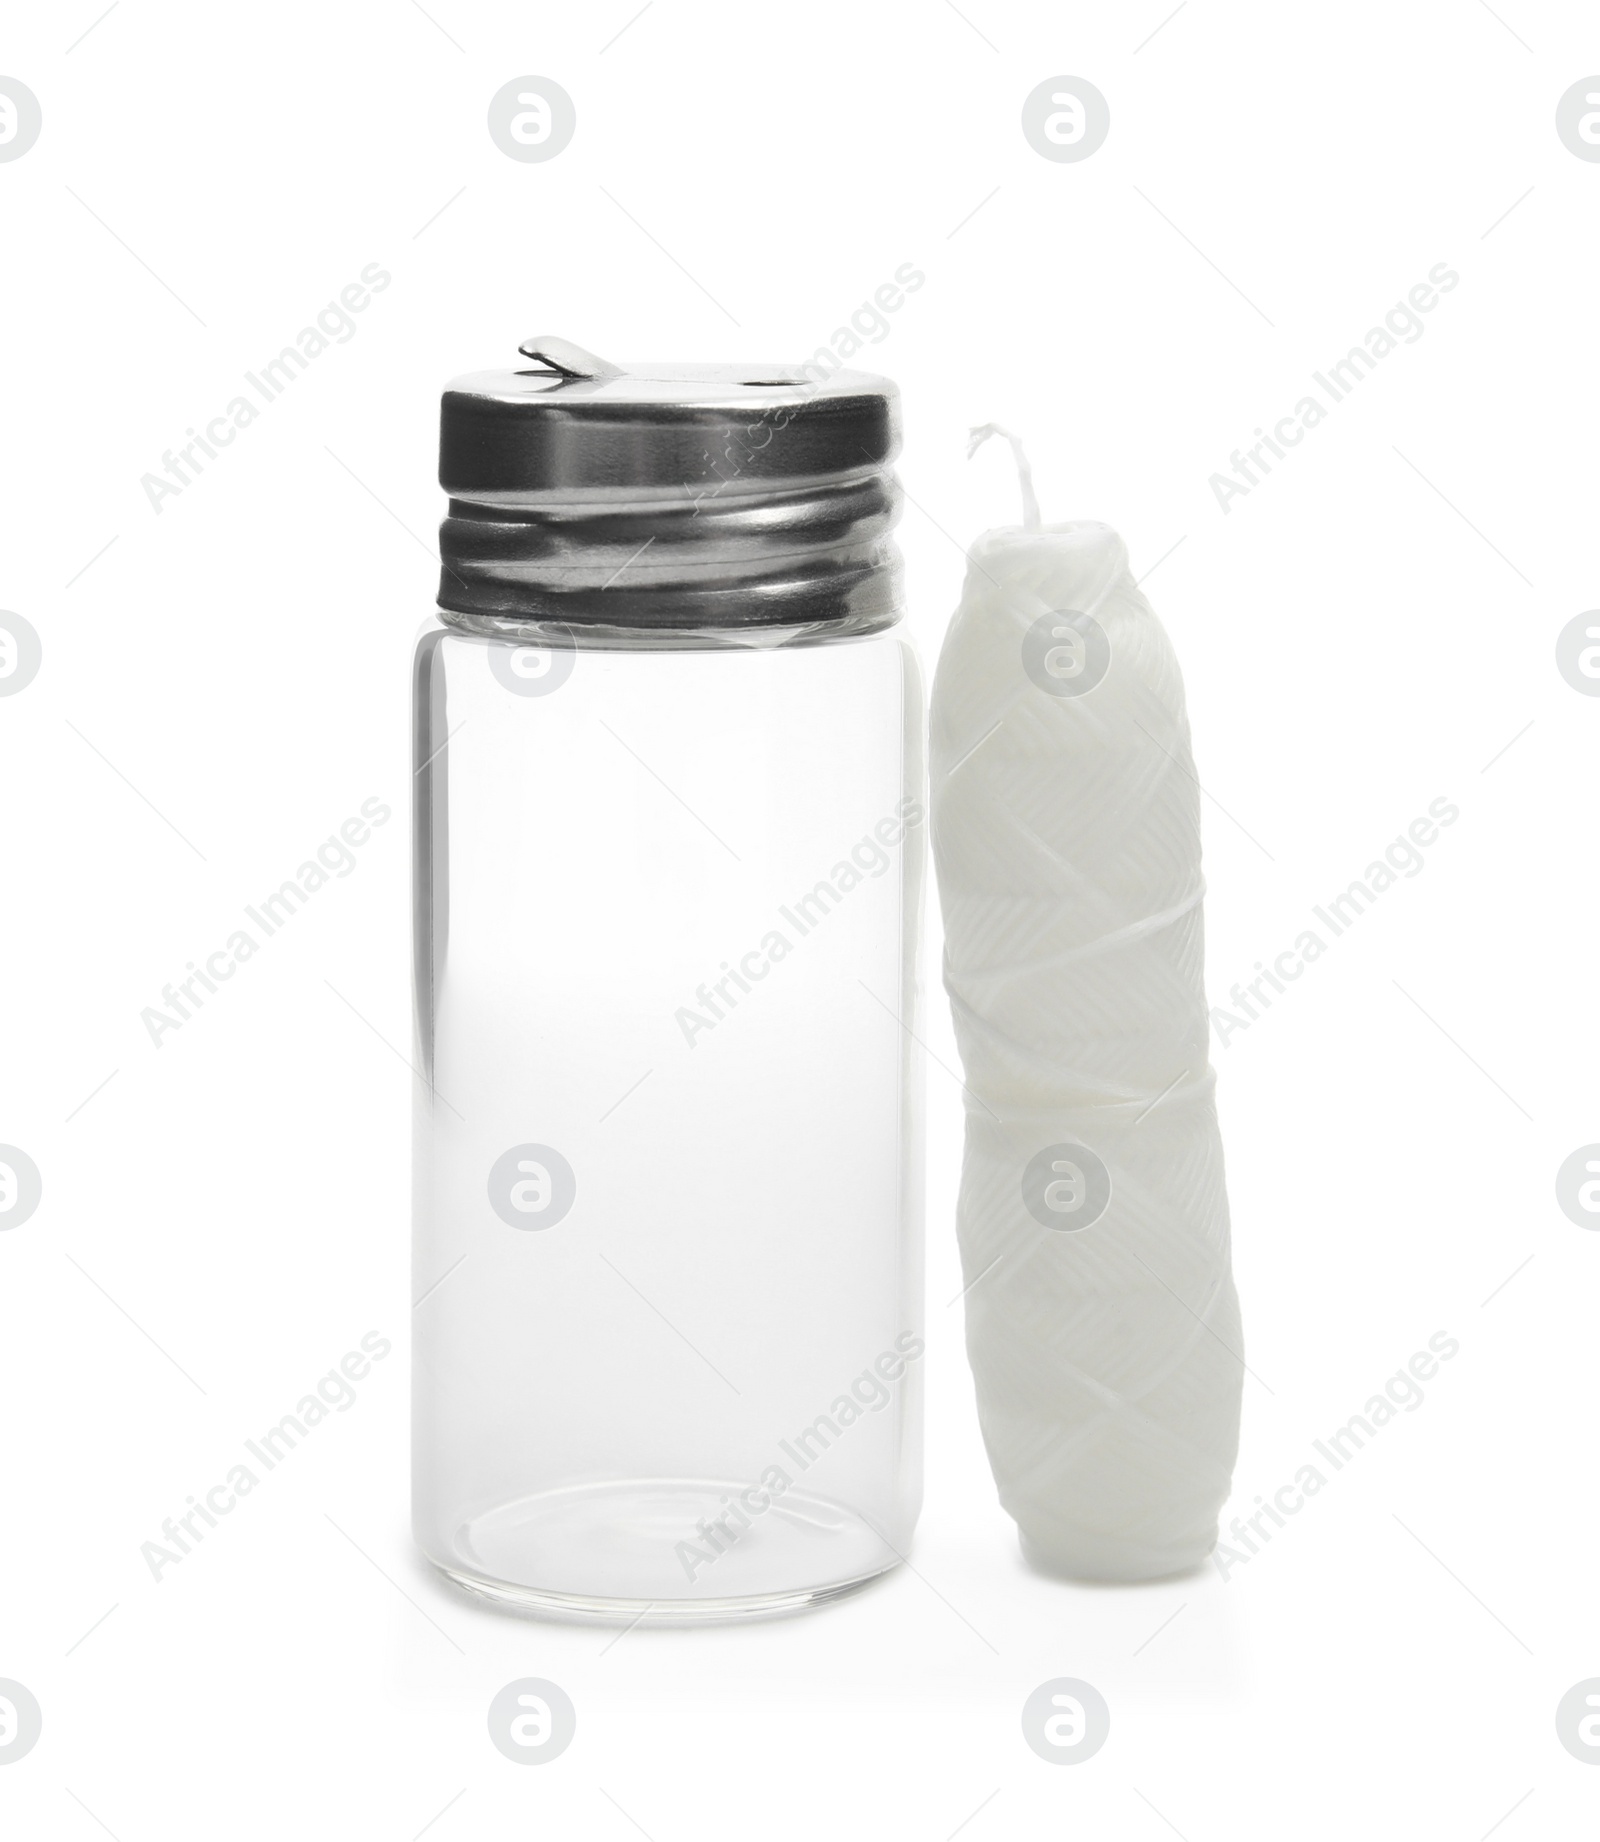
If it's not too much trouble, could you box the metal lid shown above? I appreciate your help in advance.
[437,336,902,631]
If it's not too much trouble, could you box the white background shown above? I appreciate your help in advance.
[2,0,1597,1834]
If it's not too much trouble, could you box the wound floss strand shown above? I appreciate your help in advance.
[930,429,1242,1580]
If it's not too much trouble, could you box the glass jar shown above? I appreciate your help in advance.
[411,338,925,1622]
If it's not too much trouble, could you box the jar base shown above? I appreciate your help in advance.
[432,1558,895,1626]
[420,1475,904,1624]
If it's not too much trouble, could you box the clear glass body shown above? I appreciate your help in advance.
[412,615,925,1623]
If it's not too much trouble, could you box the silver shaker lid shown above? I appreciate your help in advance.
[437,336,902,632]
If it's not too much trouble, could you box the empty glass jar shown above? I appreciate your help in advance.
[411,338,925,1622]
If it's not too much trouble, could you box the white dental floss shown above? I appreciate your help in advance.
[930,428,1242,1580]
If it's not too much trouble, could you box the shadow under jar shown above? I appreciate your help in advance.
[411,337,925,1624]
